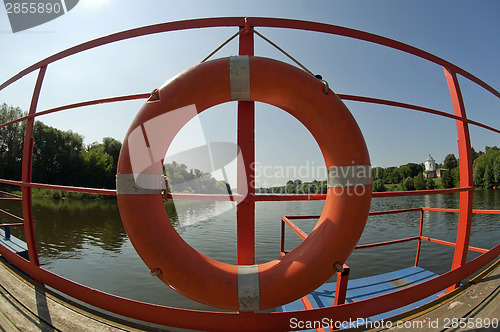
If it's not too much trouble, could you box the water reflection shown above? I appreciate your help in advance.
[4,199,127,261]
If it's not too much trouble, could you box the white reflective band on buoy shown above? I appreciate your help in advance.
[230,56,251,101]
[237,265,260,311]
[116,173,166,195]
[327,165,372,187]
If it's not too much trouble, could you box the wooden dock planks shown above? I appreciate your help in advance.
[278,266,444,327]
[0,258,157,331]
[396,260,500,331]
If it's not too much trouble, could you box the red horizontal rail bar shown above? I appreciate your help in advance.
[246,17,500,99]
[373,186,474,197]
[168,193,326,201]
[28,183,116,196]
[283,208,423,251]
[355,236,420,249]
[285,208,422,221]
[285,215,320,220]
[168,189,477,201]
[0,18,246,91]
[0,209,24,222]
[339,94,464,121]
[0,223,24,228]
[368,207,421,216]
[0,93,150,129]
[423,207,500,215]
[0,190,22,198]
[472,209,500,215]
[282,216,308,241]
[167,193,244,201]
[0,197,22,201]
[463,119,500,135]
[338,94,500,135]
[254,194,326,201]
[0,179,116,196]
[420,236,488,254]
[419,237,453,249]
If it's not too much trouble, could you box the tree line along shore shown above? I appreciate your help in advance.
[1,103,499,199]
[257,148,499,195]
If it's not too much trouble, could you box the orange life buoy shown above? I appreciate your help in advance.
[116,56,372,311]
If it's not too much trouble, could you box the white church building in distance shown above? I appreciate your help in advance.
[423,155,446,179]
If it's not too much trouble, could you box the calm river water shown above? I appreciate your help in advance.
[1,190,499,311]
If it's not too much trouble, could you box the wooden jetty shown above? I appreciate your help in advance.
[384,259,500,332]
[0,257,170,332]
[1,255,498,331]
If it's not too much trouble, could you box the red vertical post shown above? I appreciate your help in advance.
[444,68,473,291]
[414,208,424,267]
[280,217,285,256]
[21,66,46,267]
[334,264,350,306]
[236,22,255,265]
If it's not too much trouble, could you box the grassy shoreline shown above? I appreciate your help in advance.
[5,187,114,200]
[384,178,443,192]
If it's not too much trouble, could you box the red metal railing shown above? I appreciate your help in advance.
[0,17,498,331]
[281,208,500,308]
[281,208,500,258]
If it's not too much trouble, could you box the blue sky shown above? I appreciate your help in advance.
[1,0,499,187]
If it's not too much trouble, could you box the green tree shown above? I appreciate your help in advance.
[426,178,436,190]
[473,157,486,188]
[471,147,482,162]
[80,143,114,189]
[405,163,423,178]
[32,121,84,186]
[399,165,412,179]
[441,170,454,188]
[443,154,458,170]
[402,177,415,191]
[483,164,494,189]
[372,167,385,182]
[451,167,460,187]
[385,167,401,184]
[1,103,128,193]
[102,137,122,172]
[485,146,500,153]
[472,146,500,188]
[372,179,386,192]
[414,172,426,190]
[164,161,229,194]
[494,157,500,184]
[0,104,25,181]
